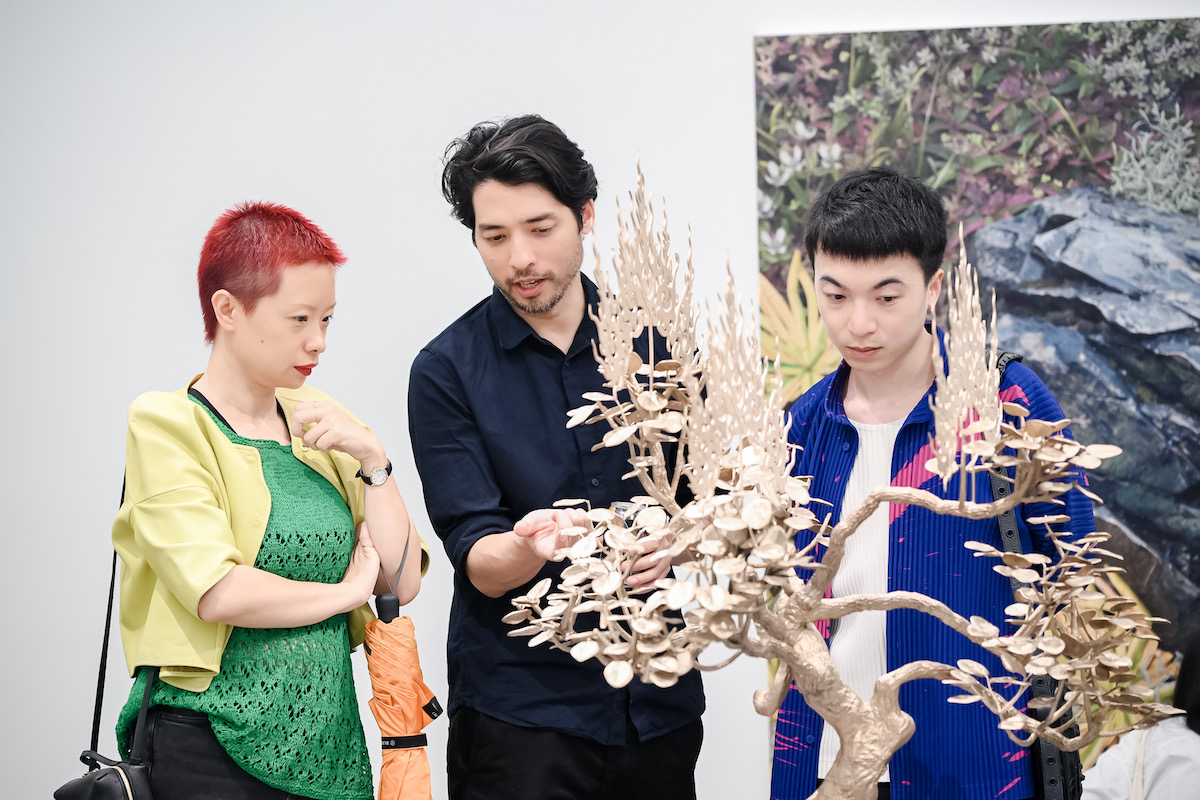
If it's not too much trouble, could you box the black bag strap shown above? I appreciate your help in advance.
[990,350,1025,596]
[88,549,119,755]
[988,351,1081,800]
[83,478,157,769]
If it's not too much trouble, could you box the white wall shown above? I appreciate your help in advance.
[3,2,1192,797]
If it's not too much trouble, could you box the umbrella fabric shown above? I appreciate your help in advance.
[364,614,442,800]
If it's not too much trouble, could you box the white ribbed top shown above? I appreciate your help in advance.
[817,417,903,782]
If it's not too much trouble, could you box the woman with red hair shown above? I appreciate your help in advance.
[111,202,426,800]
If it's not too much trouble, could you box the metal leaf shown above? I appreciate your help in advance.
[603,425,639,447]
[956,659,991,678]
[604,660,634,688]
[666,581,696,609]
[570,640,601,662]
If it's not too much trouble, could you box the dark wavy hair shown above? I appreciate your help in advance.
[441,115,597,241]
[804,167,948,282]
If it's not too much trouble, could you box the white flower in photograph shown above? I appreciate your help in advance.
[757,190,778,219]
[792,119,819,141]
[764,161,792,187]
[779,144,805,173]
[817,142,843,170]
[760,227,790,256]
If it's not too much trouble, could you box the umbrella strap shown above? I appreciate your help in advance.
[386,518,414,595]
[382,734,428,749]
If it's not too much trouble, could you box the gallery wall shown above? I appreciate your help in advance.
[2,2,1194,797]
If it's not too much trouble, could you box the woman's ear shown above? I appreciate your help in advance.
[210,289,241,333]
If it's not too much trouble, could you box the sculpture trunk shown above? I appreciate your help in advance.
[781,629,918,800]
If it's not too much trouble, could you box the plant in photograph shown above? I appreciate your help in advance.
[1111,104,1200,215]
[755,20,1200,290]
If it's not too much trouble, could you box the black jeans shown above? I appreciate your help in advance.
[447,706,703,800]
[141,706,317,800]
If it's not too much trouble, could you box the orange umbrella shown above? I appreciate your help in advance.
[365,594,442,800]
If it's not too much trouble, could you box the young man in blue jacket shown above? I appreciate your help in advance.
[770,168,1095,800]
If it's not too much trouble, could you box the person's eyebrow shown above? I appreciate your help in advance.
[816,275,908,290]
[477,212,558,232]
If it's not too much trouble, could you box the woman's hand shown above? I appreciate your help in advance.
[513,508,591,562]
[289,400,385,468]
[290,400,421,606]
[340,522,381,604]
[197,525,379,627]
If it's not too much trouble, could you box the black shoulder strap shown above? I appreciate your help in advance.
[88,549,119,755]
[989,350,1024,594]
[85,477,157,769]
[988,351,1080,800]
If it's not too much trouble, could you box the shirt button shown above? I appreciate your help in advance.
[591,477,600,487]
[805,735,815,744]
[841,441,850,451]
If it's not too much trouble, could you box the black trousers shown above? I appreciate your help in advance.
[447,707,703,800]
[141,706,316,800]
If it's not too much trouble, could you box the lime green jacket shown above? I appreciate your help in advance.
[113,377,427,692]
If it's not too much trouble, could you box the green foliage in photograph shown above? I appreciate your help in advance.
[755,19,1200,292]
[1112,104,1200,214]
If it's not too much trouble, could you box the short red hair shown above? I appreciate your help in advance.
[197,201,346,342]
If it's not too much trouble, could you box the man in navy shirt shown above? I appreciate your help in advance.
[408,115,704,800]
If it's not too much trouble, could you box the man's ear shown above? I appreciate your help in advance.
[210,289,241,333]
[579,199,596,236]
[927,268,945,317]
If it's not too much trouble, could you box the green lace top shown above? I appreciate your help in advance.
[117,394,373,800]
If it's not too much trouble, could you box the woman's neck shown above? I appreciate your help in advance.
[192,356,288,442]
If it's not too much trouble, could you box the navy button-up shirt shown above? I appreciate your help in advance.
[408,275,704,744]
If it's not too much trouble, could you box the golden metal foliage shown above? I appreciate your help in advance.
[505,168,1177,799]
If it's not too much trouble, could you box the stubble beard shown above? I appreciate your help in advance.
[499,241,583,316]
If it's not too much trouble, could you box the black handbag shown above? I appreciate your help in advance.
[54,550,157,800]
[992,351,1083,800]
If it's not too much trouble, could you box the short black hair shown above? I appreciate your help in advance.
[441,115,598,240]
[804,167,947,282]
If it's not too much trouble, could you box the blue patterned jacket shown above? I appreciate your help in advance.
[771,331,1095,800]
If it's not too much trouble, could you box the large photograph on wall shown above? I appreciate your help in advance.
[755,17,1200,704]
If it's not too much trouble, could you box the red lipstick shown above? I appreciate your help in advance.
[295,364,316,376]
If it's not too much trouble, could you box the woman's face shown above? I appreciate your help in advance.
[231,260,337,390]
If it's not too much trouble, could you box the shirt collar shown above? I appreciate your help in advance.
[489,273,600,355]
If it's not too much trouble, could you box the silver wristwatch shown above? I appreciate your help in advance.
[356,460,392,486]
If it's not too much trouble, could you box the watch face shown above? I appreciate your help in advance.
[370,467,388,485]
